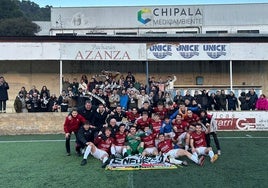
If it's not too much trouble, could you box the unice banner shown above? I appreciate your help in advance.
[209,111,268,131]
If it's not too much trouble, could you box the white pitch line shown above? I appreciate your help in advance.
[0,137,268,143]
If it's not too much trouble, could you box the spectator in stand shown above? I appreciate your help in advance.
[48,94,59,112]
[70,78,79,96]
[239,91,249,111]
[227,91,238,111]
[18,86,27,98]
[208,93,219,111]
[109,88,120,111]
[256,94,268,110]
[88,76,98,92]
[199,89,210,110]
[40,85,50,98]
[137,89,149,109]
[0,76,9,113]
[165,75,177,97]
[157,77,166,92]
[125,71,135,84]
[14,91,28,113]
[58,90,69,112]
[25,93,32,112]
[29,85,39,97]
[164,92,173,108]
[218,90,227,111]
[246,89,258,110]
[120,89,129,110]
[62,77,70,92]
[183,90,193,102]
[40,92,50,112]
[173,90,184,105]
[128,90,138,110]
[81,74,89,85]
[79,79,88,93]
[29,92,40,112]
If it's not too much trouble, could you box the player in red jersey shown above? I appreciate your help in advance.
[80,127,115,168]
[153,102,168,120]
[157,133,200,166]
[172,114,189,149]
[183,109,200,125]
[134,111,153,131]
[190,123,218,165]
[125,107,140,123]
[110,123,128,158]
[141,125,158,157]
[63,108,86,156]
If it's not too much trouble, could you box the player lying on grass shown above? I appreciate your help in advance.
[190,123,218,166]
[157,133,200,166]
[80,127,115,168]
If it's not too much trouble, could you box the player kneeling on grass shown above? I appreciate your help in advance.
[190,123,218,166]
[76,121,95,156]
[125,126,145,156]
[141,125,158,157]
[110,123,128,158]
[157,133,200,166]
[81,127,114,168]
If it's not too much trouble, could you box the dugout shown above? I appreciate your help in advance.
[0,35,267,112]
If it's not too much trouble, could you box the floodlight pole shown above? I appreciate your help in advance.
[230,60,233,91]
[60,60,63,94]
[146,60,149,94]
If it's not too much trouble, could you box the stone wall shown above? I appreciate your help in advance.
[0,112,68,135]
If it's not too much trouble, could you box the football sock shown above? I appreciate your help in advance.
[83,145,91,159]
[208,150,214,159]
[138,147,144,154]
[190,155,199,164]
[122,148,127,155]
[127,149,132,156]
[111,146,116,155]
[102,156,108,163]
[193,152,198,158]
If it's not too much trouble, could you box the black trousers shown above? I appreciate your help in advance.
[0,100,7,111]
[205,132,221,150]
[65,132,80,154]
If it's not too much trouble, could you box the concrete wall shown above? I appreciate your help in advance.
[0,112,67,135]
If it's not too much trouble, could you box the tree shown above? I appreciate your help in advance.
[0,0,39,36]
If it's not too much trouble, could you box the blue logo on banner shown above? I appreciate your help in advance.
[203,44,227,59]
[177,44,199,59]
[149,44,172,59]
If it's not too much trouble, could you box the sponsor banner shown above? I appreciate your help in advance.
[106,155,178,171]
[147,43,230,60]
[209,111,268,131]
[60,43,147,61]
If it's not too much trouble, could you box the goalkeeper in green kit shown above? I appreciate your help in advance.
[125,126,145,156]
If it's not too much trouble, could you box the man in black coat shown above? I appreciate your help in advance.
[0,76,9,113]
[78,100,97,123]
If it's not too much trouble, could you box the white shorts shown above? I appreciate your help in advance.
[166,149,179,158]
[143,147,157,155]
[91,148,108,160]
[114,145,124,153]
[164,132,175,138]
[178,132,187,144]
[196,147,207,155]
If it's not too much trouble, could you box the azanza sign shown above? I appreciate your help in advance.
[209,111,268,131]
[61,43,147,61]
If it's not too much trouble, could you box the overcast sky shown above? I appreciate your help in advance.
[31,0,268,7]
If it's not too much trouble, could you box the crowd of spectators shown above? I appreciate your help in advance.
[13,70,268,113]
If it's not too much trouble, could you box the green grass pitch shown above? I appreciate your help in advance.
[0,132,267,188]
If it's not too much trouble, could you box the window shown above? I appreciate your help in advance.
[237,30,259,34]
[206,30,228,34]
